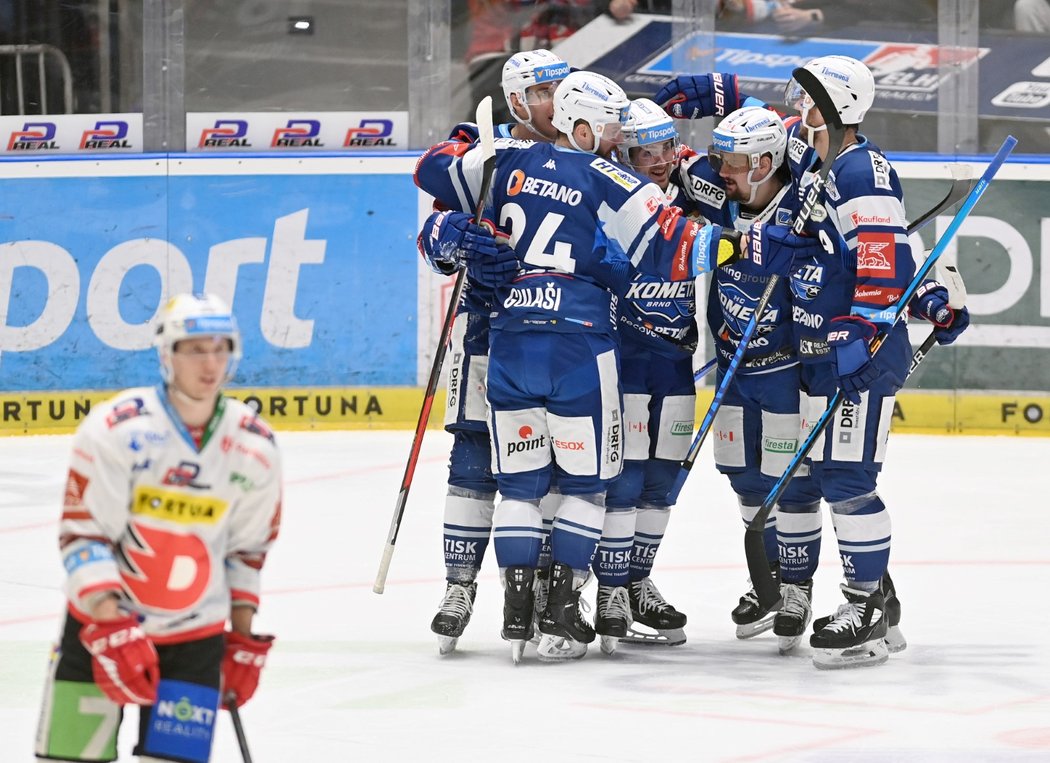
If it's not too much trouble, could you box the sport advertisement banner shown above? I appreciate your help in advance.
[185,112,408,151]
[0,154,420,400]
[0,114,143,154]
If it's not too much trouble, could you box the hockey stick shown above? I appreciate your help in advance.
[373,96,497,594]
[228,702,254,763]
[694,356,716,384]
[665,67,847,504]
[744,135,1018,608]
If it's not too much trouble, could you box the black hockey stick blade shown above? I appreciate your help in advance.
[228,701,254,763]
[907,172,975,236]
[373,96,498,594]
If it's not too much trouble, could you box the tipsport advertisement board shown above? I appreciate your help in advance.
[0,154,420,407]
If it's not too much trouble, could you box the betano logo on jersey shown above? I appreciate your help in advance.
[198,120,251,148]
[7,122,58,151]
[132,485,229,525]
[80,121,132,150]
[272,119,324,148]
[344,119,394,147]
[506,170,583,205]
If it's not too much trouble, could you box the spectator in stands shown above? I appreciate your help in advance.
[597,0,672,20]
[1015,0,1050,32]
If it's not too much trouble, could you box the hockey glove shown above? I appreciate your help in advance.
[654,73,741,120]
[222,630,275,709]
[690,224,743,276]
[468,241,521,288]
[910,280,970,346]
[417,211,500,276]
[827,316,882,404]
[79,615,160,705]
[744,222,824,276]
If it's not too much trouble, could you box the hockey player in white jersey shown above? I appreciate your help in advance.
[35,294,282,762]
[415,71,796,662]
[420,50,568,655]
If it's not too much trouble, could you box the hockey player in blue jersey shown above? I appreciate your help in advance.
[592,98,698,650]
[414,70,792,662]
[417,49,569,655]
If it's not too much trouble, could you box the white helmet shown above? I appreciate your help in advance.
[501,49,571,133]
[709,106,787,206]
[786,55,875,127]
[154,293,242,384]
[552,70,630,154]
[622,98,679,154]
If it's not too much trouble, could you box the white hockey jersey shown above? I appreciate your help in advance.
[59,385,282,645]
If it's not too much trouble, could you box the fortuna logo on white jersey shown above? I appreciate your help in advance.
[503,283,562,311]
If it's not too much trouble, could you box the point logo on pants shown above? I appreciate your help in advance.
[507,425,546,456]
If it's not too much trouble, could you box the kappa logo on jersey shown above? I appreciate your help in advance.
[506,169,583,205]
[689,175,727,207]
[869,153,893,191]
[80,120,131,149]
[106,398,148,428]
[198,120,251,148]
[162,461,211,489]
[543,159,557,170]
[857,233,896,277]
[7,122,59,151]
[272,119,324,147]
[120,522,211,611]
[344,119,394,147]
[589,158,641,191]
[507,425,546,456]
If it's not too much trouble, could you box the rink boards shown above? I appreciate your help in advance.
[0,152,1047,436]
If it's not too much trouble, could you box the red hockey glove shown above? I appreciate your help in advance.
[222,631,275,708]
[79,615,160,705]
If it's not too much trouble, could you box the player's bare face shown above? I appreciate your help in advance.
[712,150,753,201]
[171,337,230,401]
[628,140,676,190]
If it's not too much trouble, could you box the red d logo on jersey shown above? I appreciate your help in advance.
[507,170,526,196]
[121,523,211,611]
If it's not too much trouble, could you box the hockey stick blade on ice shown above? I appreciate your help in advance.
[665,66,847,505]
[744,135,1017,609]
[373,96,497,594]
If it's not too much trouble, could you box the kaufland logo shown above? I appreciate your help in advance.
[535,62,570,82]
[8,122,58,151]
[199,120,251,148]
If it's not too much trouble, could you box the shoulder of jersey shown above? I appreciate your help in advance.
[89,386,159,431]
[223,397,278,444]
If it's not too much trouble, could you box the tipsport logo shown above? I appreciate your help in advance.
[7,122,58,151]
[272,119,324,148]
[198,119,251,148]
[343,119,394,147]
[80,120,132,149]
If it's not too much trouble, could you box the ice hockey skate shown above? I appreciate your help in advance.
[530,565,550,645]
[430,581,477,655]
[810,584,888,670]
[772,579,812,654]
[621,577,687,646]
[537,562,594,661]
[731,564,781,639]
[501,566,534,664]
[812,572,906,653]
[594,584,632,655]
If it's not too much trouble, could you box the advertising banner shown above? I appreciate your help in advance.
[0,114,143,154]
[185,112,409,152]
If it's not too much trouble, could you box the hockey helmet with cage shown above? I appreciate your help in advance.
[502,49,571,125]
[709,106,787,205]
[785,55,875,128]
[154,293,242,384]
[552,70,631,154]
[621,98,679,171]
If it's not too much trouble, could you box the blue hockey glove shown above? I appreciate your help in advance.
[654,73,741,120]
[745,222,823,276]
[468,241,521,288]
[910,280,970,346]
[417,210,499,276]
[827,316,882,404]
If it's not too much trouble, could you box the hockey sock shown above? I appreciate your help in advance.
[550,494,606,572]
[738,498,778,563]
[492,498,543,568]
[629,505,671,581]
[776,500,822,582]
[828,490,891,585]
[536,489,561,570]
[442,490,495,581]
[592,507,636,586]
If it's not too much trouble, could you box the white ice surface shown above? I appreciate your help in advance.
[2,430,1049,762]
